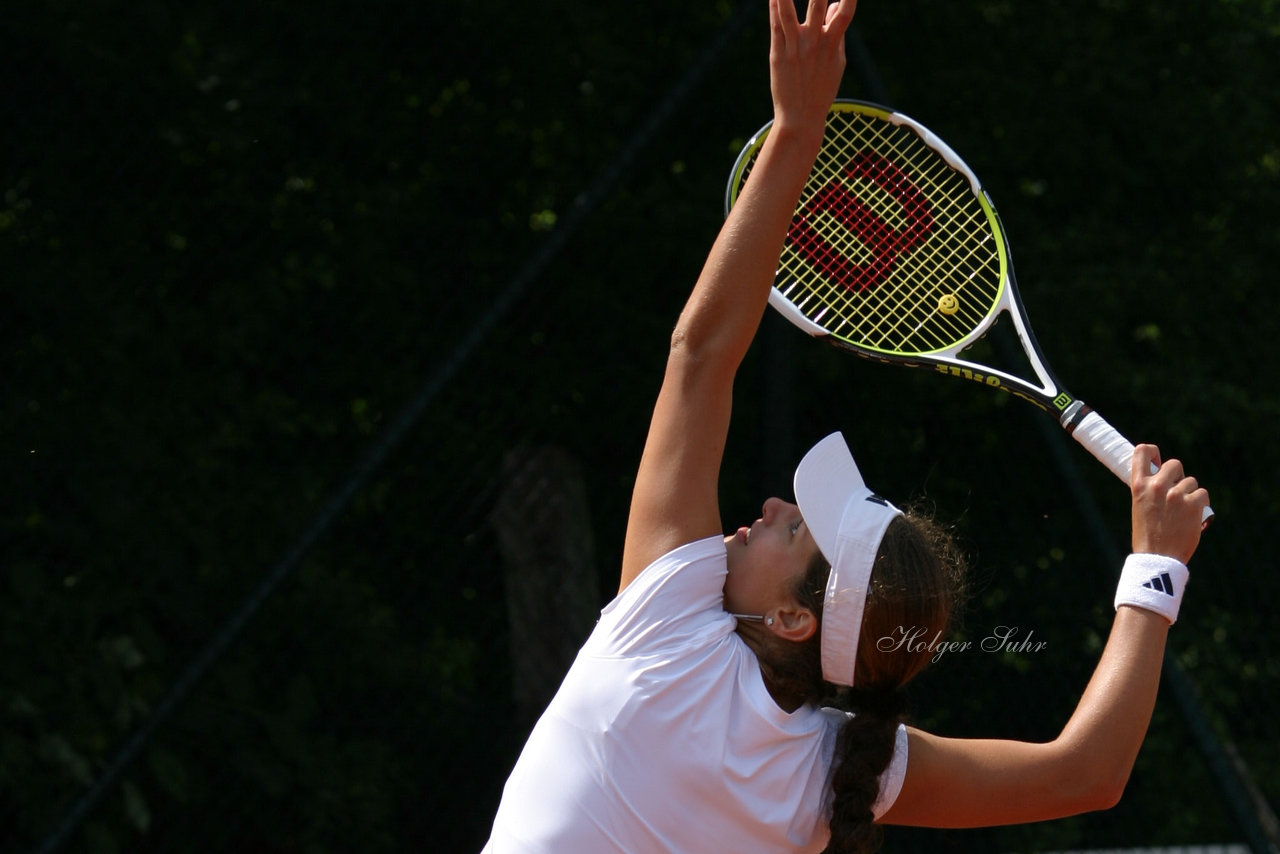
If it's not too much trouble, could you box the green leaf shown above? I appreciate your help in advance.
[122,780,151,833]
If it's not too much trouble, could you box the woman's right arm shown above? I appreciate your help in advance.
[880,444,1210,828]
[617,0,857,592]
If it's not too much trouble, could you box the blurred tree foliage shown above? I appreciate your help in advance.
[4,0,1278,852]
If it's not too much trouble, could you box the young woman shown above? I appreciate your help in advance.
[482,1,1210,851]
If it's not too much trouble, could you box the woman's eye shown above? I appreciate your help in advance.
[789,522,800,536]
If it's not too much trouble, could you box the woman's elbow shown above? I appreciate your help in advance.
[1052,752,1133,816]
[667,324,737,384]
[1078,775,1128,814]
[1094,758,1138,812]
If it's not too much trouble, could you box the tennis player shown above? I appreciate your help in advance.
[482,1,1210,851]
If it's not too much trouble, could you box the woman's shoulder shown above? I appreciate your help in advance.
[603,534,726,615]
[589,535,732,658]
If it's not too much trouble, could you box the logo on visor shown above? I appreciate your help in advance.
[865,494,890,507]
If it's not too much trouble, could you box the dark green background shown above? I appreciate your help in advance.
[6,1,1278,851]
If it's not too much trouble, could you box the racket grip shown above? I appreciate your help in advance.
[1068,409,1215,526]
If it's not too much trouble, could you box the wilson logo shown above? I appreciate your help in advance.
[787,152,934,293]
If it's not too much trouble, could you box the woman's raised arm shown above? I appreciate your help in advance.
[618,0,859,592]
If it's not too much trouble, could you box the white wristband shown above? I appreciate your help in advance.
[1114,553,1190,624]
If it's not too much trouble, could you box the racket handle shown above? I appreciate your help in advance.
[1067,408,1215,526]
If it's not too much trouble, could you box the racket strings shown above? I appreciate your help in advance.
[810,114,994,350]
[748,105,1004,355]
[863,124,995,342]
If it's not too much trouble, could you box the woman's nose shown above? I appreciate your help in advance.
[762,497,796,522]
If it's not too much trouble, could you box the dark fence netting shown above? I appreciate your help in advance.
[6,1,1278,852]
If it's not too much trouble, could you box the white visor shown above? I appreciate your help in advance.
[794,433,902,687]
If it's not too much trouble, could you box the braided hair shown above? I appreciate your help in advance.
[826,510,966,853]
[737,508,966,854]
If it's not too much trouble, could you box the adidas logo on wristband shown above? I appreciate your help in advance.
[1141,572,1175,596]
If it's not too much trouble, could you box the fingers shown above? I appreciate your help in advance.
[770,0,858,53]
[783,0,856,34]
[1134,443,1195,495]
[768,0,854,128]
[826,0,858,32]
[1160,457,1186,484]
[1171,474,1210,510]
[806,0,824,27]
[1130,442,1211,558]
[1139,451,1205,517]
[780,0,800,31]
[1130,443,1161,485]
[769,0,793,51]
[1131,478,1199,561]
[1192,487,1212,526]
[1168,471,1207,519]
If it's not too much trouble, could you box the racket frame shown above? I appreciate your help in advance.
[728,99,1213,521]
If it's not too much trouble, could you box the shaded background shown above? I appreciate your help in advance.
[5,0,1278,851]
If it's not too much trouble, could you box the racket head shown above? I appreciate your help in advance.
[727,100,1012,362]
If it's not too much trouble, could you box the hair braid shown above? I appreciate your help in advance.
[824,690,906,854]
[737,508,967,852]
[824,510,967,853]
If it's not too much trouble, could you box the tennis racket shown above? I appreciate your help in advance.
[727,100,1212,523]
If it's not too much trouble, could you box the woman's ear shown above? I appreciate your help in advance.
[768,605,817,643]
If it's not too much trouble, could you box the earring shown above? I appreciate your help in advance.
[766,616,775,626]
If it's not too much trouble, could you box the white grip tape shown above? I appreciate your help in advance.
[1071,410,1215,525]
[1071,410,1135,484]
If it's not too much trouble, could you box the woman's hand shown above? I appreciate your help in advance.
[1129,443,1210,564]
[769,0,858,135]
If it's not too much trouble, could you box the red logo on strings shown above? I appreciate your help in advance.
[787,152,934,292]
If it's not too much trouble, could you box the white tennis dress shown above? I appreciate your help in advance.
[482,535,907,853]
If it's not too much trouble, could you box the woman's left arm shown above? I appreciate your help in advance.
[882,605,1170,827]
[880,447,1210,827]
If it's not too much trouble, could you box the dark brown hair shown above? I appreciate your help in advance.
[737,506,967,854]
